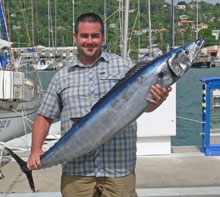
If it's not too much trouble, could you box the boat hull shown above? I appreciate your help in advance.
[0,94,42,142]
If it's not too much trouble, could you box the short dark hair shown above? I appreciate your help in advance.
[75,13,104,35]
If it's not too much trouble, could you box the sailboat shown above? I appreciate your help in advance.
[0,1,43,142]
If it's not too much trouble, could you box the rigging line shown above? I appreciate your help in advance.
[0,142,5,164]
[10,107,34,124]
[103,8,119,23]
[139,13,169,34]
[21,109,27,136]
[23,109,33,130]
[128,12,139,52]
[19,0,31,45]
[176,115,205,124]
[22,107,33,130]
[21,108,29,150]
[0,142,5,179]
[22,107,32,151]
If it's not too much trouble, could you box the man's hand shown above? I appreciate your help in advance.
[146,84,172,112]
[27,149,44,170]
[27,114,53,170]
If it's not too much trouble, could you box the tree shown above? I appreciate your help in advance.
[177,1,186,6]
[200,28,218,46]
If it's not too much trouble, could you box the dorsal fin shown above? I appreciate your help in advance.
[91,61,150,110]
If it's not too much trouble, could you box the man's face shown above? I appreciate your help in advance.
[74,22,104,65]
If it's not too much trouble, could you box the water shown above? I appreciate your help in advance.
[173,67,220,146]
[38,70,57,91]
[38,68,220,146]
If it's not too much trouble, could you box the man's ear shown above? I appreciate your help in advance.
[73,32,77,43]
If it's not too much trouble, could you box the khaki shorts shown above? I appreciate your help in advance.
[61,171,138,197]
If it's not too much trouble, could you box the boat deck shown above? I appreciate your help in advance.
[1,146,220,197]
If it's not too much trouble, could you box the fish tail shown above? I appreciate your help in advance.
[5,147,35,192]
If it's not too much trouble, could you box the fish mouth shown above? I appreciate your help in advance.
[195,37,205,47]
[192,37,205,61]
[168,37,205,78]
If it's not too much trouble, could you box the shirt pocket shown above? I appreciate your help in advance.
[100,72,125,81]
[96,71,126,101]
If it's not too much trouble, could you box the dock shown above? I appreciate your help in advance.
[1,146,220,197]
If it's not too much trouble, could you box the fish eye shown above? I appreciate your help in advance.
[185,49,189,55]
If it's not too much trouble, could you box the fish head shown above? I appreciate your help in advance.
[168,37,205,78]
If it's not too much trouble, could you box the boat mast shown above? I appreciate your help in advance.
[48,0,51,48]
[19,0,31,46]
[35,0,39,47]
[72,0,75,46]
[0,0,7,41]
[0,0,13,68]
[55,0,57,50]
[122,0,129,58]
[104,0,107,46]
[170,0,174,50]
[7,1,11,42]
[31,0,35,47]
[196,0,199,40]
[119,0,123,55]
[138,0,140,56]
[148,0,152,58]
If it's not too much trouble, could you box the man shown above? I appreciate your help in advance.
[27,13,171,197]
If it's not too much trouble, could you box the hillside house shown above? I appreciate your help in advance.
[179,15,188,20]
[177,20,195,28]
[194,23,208,32]
[177,4,186,10]
[212,30,220,40]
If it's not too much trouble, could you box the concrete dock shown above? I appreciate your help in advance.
[1,146,220,196]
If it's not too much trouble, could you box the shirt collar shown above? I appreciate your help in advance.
[68,52,109,72]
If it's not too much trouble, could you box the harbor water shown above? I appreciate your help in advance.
[39,67,220,147]
[173,67,220,146]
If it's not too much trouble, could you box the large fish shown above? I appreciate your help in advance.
[5,38,205,192]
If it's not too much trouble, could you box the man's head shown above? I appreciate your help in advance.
[74,13,104,65]
[75,13,104,35]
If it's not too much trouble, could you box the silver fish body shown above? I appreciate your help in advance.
[40,38,205,168]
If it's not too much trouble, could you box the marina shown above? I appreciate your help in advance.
[2,146,220,196]
[0,38,43,142]
[0,69,219,196]
[0,0,220,196]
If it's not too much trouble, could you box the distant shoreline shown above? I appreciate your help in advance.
[165,0,218,5]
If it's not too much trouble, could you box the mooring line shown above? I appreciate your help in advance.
[176,115,205,124]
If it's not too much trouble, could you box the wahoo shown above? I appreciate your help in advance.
[5,38,205,192]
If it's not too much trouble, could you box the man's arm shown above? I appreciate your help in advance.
[146,84,172,112]
[27,114,53,170]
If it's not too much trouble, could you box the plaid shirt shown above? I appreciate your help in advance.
[38,52,137,177]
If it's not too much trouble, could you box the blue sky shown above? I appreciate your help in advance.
[165,0,220,5]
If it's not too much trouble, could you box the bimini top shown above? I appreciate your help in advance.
[0,38,12,49]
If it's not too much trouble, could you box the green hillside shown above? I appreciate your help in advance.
[3,0,220,55]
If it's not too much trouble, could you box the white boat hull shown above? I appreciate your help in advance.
[0,94,42,142]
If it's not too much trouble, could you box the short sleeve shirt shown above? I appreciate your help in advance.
[38,52,137,177]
